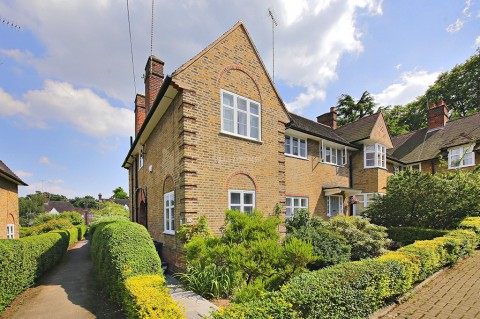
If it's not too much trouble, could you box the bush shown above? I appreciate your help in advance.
[90,220,183,318]
[123,275,184,319]
[211,216,480,319]
[286,210,351,269]
[0,227,83,313]
[23,219,74,237]
[328,216,391,261]
[59,211,85,225]
[365,170,480,229]
[387,227,449,248]
[89,215,127,237]
[92,202,129,222]
[32,213,58,226]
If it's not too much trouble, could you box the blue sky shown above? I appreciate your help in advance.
[0,0,478,198]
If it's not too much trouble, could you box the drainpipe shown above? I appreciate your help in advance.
[431,159,435,175]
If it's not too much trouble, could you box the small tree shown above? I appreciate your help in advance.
[112,186,128,199]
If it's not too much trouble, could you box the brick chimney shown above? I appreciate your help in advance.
[317,107,337,129]
[427,100,449,130]
[144,55,164,115]
[134,94,146,136]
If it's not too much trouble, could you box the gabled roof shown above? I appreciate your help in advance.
[44,201,76,214]
[334,112,382,143]
[287,113,358,148]
[389,112,480,164]
[0,160,27,186]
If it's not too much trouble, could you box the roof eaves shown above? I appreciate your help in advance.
[287,125,360,149]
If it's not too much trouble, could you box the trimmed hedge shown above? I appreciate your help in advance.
[387,227,449,248]
[90,220,184,319]
[0,226,85,313]
[210,217,480,319]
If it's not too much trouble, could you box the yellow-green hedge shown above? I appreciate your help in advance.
[0,225,85,314]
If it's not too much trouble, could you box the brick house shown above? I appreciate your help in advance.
[123,22,479,270]
[0,160,27,239]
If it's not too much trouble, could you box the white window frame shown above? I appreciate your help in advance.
[448,144,475,169]
[164,191,175,235]
[352,193,385,216]
[6,224,14,239]
[221,89,261,141]
[320,140,347,166]
[394,163,421,173]
[364,143,386,169]
[285,135,307,159]
[228,190,255,213]
[327,195,343,218]
[286,196,308,219]
[138,153,144,170]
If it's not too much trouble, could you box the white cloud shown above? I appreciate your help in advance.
[394,64,402,70]
[0,80,133,138]
[39,156,51,165]
[15,170,33,179]
[476,36,480,47]
[373,70,440,106]
[21,181,74,197]
[446,18,464,33]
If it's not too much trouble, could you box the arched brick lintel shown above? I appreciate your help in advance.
[225,170,258,192]
[217,65,263,104]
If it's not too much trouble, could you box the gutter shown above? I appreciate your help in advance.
[286,125,360,150]
[122,75,173,168]
[0,171,28,186]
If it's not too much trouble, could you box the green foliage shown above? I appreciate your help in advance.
[0,227,83,313]
[59,211,84,225]
[176,215,211,242]
[89,215,128,236]
[48,193,69,201]
[19,192,45,226]
[328,216,391,261]
[112,186,129,199]
[387,227,449,248]
[213,217,480,319]
[32,213,58,226]
[90,220,182,318]
[70,195,97,209]
[123,275,184,319]
[93,201,129,222]
[23,218,74,237]
[286,210,351,269]
[181,211,315,301]
[335,91,375,126]
[365,170,480,229]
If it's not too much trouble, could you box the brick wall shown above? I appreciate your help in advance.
[0,177,19,239]
[351,151,391,193]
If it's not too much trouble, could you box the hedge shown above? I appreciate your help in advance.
[0,225,86,313]
[90,220,184,319]
[387,227,449,248]
[210,216,480,319]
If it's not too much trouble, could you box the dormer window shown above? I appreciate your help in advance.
[221,90,261,141]
[364,143,386,169]
[285,135,307,159]
[448,144,475,169]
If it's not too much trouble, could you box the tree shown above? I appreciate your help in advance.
[48,193,69,201]
[19,192,45,226]
[335,91,376,126]
[70,195,97,208]
[112,186,128,199]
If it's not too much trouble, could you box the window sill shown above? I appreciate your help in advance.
[320,161,346,167]
[285,154,308,160]
[163,231,175,235]
[448,163,475,170]
[220,131,263,144]
[364,166,388,170]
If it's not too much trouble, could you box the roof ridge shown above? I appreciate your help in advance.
[334,111,380,131]
[289,112,334,130]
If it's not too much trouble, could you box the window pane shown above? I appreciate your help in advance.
[231,192,241,204]
[244,206,254,213]
[326,147,331,162]
[223,92,234,106]
[250,102,259,115]
[366,145,375,152]
[286,207,292,218]
[286,197,292,206]
[285,136,291,154]
[292,138,299,156]
[300,139,306,158]
[332,148,337,163]
[294,198,299,206]
[250,115,259,139]
[237,97,247,111]
[301,198,307,207]
[223,107,234,133]
[231,205,241,211]
[244,193,253,205]
[238,112,247,136]
[171,208,175,230]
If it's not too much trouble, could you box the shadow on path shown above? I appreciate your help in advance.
[2,240,125,319]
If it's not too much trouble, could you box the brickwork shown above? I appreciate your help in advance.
[0,177,19,239]
[144,56,164,114]
[134,94,145,136]
[351,151,391,193]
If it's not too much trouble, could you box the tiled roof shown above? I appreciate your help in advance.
[334,112,381,143]
[389,112,480,164]
[287,113,357,148]
[44,201,76,213]
[0,160,27,186]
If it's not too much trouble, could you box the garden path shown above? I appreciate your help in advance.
[378,250,480,319]
[1,239,124,319]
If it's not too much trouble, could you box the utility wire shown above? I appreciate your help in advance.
[126,0,137,94]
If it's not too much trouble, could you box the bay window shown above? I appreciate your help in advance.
[364,143,386,169]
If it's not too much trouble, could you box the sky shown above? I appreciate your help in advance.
[0,0,479,198]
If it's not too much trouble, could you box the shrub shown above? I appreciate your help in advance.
[59,211,85,225]
[328,216,391,260]
[0,227,83,313]
[92,201,129,222]
[23,219,74,237]
[32,213,58,226]
[286,210,351,269]
[90,220,183,318]
[212,216,480,319]
[123,275,184,319]
[365,170,480,229]
[387,227,449,248]
[89,215,127,237]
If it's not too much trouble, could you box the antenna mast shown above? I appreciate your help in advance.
[268,8,278,83]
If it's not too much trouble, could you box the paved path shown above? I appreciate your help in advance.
[379,251,480,319]
[2,240,124,319]
[166,275,218,319]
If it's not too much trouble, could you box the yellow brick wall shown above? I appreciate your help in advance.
[351,151,392,193]
[0,177,20,239]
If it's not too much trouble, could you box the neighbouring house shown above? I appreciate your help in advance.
[0,160,27,239]
[122,21,479,271]
[44,200,77,215]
